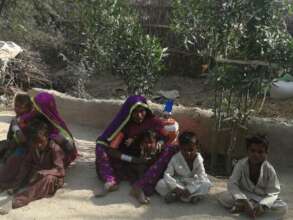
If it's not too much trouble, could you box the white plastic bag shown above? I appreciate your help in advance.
[270,81,293,99]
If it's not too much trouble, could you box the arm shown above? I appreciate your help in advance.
[7,118,26,144]
[163,156,185,190]
[259,166,280,208]
[227,161,248,201]
[106,148,147,164]
[6,119,14,140]
[195,154,209,182]
[11,149,34,189]
[38,143,65,177]
[157,118,179,146]
[51,133,74,153]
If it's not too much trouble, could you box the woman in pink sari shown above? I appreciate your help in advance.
[95,95,178,204]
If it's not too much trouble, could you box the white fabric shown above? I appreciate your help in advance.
[227,157,283,208]
[270,81,293,99]
[156,152,212,202]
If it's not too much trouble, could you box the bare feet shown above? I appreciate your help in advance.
[130,186,150,204]
[164,191,178,204]
[0,207,9,215]
[0,199,12,215]
[190,195,203,204]
[95,182,118,197]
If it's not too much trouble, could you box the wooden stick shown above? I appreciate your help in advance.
[216,58,278,68]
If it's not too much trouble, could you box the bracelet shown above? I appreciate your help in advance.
[121,154,133,162]
[12,125,21,132]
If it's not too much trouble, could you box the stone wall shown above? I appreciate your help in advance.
[29,88,293,168]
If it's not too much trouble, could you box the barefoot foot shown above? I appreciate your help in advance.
[95,182,118,197]
[130,186,150,204]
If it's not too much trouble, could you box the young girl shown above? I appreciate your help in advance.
[0,93,32,162]
[218,134,288,218]
[0,93,33,189]
[156,131,212,203]
[0,118,65,214]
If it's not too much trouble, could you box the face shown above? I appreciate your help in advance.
[180,138,198,161]
[247,143,267,165]
[141,137,157,150]
[32,134,49,151]
[131,106,147,124]
[14,102,30,116]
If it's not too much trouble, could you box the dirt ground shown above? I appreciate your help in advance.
[0,111,291,220]
[84,74,293,120]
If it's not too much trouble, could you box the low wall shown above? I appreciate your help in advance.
[29,88,293,168]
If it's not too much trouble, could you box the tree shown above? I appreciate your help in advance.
[172,0,293,174]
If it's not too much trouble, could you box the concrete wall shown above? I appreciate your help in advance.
[29,88,293,168]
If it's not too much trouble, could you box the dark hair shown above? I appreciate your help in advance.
[246,134,269,152]
[179,131,198,145]
[14,93,33,109]
[137,129,158,144]
[27,116,51,143]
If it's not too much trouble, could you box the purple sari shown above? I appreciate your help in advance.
[95,95,177,195]
[20,92,77,166]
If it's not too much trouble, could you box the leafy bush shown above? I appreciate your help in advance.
[77,0,167,95]
[172,0,293,173]
[0,0,168,96]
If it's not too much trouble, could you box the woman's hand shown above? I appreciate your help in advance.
[7,188,18,195]
[125,138,134,147]
[37,170,49,177]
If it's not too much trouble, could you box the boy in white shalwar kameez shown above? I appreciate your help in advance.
[218,135,288,219]
[156,131,212,203]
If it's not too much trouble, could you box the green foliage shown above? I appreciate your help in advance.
[0,0,167,96]
[71,0,167,95]
[172,0,293,119]
[172,0,293,167]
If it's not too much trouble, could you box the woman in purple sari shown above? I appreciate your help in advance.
[0,92,77,190]
[19,92,77,167]
[95,95,178,204]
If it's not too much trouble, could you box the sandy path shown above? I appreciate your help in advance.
[0,111,291,220]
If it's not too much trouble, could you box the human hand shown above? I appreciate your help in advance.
[38,170,49,176]
[7,188,18,195]
[29,172,42,183]
[174,187,185,197]
[125,138,134,147]
[254,204,265,217]
[15,130,26,143]
[243,200,256,219]
[181,189,191,198]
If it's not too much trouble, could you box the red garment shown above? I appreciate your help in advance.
[11,141,65,208]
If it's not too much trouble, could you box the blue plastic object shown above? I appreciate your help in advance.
[163,99,173,114]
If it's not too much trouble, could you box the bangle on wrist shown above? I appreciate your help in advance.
[12,125,21,132]
[121,154,133,162]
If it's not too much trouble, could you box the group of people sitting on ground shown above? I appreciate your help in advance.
[0,92,288,219]
[0,92,77,213]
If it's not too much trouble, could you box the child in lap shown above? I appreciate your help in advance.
[218,134,288,218]
[156,131,212,203]
[0,93,32,163]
